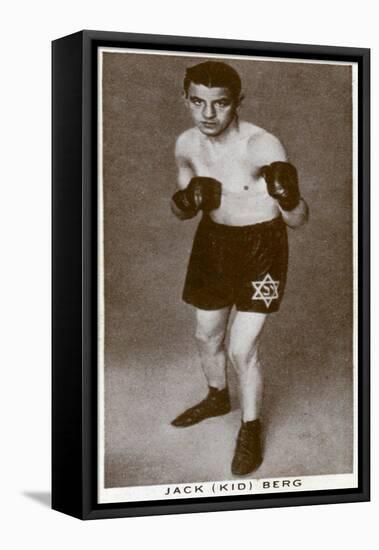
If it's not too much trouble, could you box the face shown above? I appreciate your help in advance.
[185,83,238,137]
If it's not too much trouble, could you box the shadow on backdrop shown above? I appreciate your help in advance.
[22,491,51,508]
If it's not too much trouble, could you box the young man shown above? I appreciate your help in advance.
[170,61,308,476]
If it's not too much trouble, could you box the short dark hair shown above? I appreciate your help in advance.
[183,61,242,101]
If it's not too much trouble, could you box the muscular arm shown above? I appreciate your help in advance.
[280,198,309,228]
[171,135,197,220]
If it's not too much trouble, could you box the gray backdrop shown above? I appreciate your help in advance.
[102,52,353,488]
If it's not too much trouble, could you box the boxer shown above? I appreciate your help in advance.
[170,61,308,476]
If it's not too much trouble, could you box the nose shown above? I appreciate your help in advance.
[202,103,216,119]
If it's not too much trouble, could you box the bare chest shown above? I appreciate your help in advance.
[190,141,265,195]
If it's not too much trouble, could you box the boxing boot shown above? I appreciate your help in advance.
[231,419,263,476]
[171,386,231,428]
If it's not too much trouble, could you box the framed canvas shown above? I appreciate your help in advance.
[52,30,370,519]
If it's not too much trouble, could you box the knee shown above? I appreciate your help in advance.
[228,342,259,372]
[195,327,224,353]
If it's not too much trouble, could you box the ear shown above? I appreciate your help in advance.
[236,94,245,110]
[181,90,189,108]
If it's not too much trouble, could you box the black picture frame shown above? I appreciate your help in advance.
[52,30,370,520]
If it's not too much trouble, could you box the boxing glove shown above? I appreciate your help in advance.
[172,177,222,217]
[260,161,300,211]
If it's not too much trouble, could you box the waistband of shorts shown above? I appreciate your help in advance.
[200,214,284,234]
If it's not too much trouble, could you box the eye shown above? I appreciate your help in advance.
[190,97,202,106]
[216,100,230,108]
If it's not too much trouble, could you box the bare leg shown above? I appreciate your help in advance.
[228,311,267,421]
[171,307,231,427]
[228,311,267,475]
[194,307,231,390]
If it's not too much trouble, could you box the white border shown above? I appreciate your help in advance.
[99,473,357,504]
[97,47,359,505]
[99,46,354,66]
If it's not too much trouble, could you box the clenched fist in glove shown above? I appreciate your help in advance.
[259,161,300,212]
[172,177,222,219]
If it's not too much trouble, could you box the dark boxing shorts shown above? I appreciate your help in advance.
[182,215,288,313]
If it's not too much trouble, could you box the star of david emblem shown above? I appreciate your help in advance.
[251,273,279,308]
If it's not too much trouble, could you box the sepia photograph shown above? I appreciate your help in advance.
[97,47,358,504]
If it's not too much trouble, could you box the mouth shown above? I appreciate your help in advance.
[201,121,217,128]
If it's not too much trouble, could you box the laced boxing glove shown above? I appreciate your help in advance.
[172,177,222,218]
[259,161,300,211]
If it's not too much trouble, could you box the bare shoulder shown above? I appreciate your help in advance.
[244,122,287,164]
[239,120,264,139]
[175,128,199,159]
